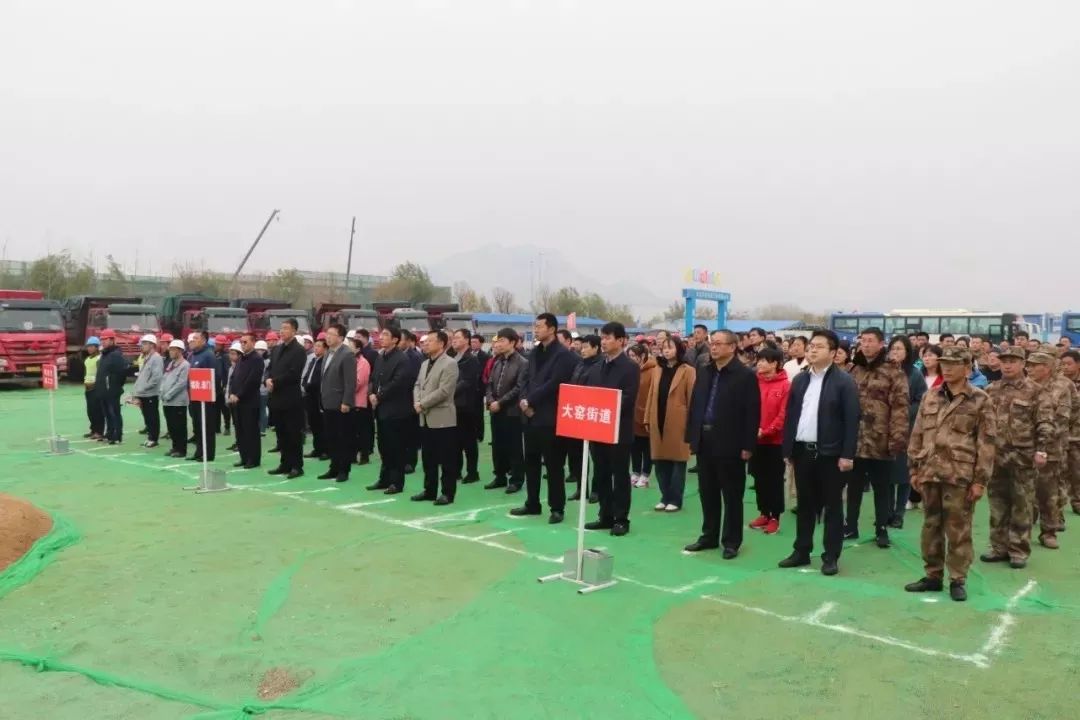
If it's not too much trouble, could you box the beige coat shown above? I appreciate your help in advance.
[646,362,696,461]
[413,352,458,429]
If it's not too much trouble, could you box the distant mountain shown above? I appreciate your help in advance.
[427,244,670,319]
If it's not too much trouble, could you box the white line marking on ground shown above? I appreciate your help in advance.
[230,479,290,487]
[81,444,116,452]
[978,579,1037,659]
[336,499,397,510]
[473,530,513,540]
[273,487,339,496]
[411,503,515,526]
[70,448,1019,669]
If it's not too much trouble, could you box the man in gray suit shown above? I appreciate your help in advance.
[413,329,459,505]
[319,323,357,482]
[485,327,527,492]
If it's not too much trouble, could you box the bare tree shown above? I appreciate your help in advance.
[490,286,518,314]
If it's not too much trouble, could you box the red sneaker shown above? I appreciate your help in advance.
[764,518,780,535]
[749,515,769,529]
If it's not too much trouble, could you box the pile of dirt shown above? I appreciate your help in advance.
[257,667,309,701]
[0,494,53,573]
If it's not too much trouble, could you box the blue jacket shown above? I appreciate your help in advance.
[95,345,129,397]
[782,364,861,460]
[968,368,988,389]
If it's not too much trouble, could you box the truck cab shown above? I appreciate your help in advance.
[390,308,429,334]
[372,302,414,330]
[200,307,249,342]
[231,298,305,339]
[421,303,461,332]
[0,294,67,385]
[63,295,151,381]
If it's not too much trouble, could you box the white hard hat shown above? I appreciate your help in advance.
[141,334,158,345]
[187,332,200,343]
[346,329,357,340]
[229,341,242,352]
[255,340,269,351]
[301,334,313,345]
[168,339,185,350]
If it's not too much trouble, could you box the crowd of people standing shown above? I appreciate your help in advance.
[78,314,1079,603]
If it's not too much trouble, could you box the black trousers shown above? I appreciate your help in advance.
[324,408,353,478]
[403,415,420,469]
[565,437,585,489]
[523,425,567,513]
[474,399,485,441]
[216,394,230,432]
[273,401,305,472]
[422,425,457,499]
[792,446,846,560]
[696,452,747,549]
[454,409,479,478]
[138,396,160,442]
[490,413,524,486]
[103,393,123,442]
[630,435,652,476]
[593,442,632,524]
[377,416,409,489]
[85,390,104,435]
[164,405,188,455]
[847,457,894,535]
[355,406,374,458]
[234,402,261,466]
[305,393,325,455]
[749,444,785,518]
[190,402,218,461]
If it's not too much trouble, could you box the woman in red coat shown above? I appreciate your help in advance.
[749,347,790,534]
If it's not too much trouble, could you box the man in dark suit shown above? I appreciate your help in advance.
[451,328,482,483]
[266,318,308,479]
[187,331,218,461]
[470,334,490,442]
[584,322,640,536]
[485,328,527,493]
[319,323,357,482]
[779,329,861,576]
[228,333,265,469]
[355,328,379,462]
[511,313,579,524]
[684,329,761,558]
[400,329,424,474]
[369,326,414,494]
[302,338,327,460]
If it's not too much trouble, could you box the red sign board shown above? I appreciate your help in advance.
[555,384,621,444]
[188,368,216,403]
[566,312,577,331]
[41,364,58,390]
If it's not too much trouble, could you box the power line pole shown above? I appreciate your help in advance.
[345,216,356,300]
[230,209,280,299]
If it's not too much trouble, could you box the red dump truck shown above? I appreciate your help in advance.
[63,295,159,381]
[232,298,312,339]
[159,293,247,344]
[0,290,68,385]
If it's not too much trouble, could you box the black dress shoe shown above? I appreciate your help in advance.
[335,475,349,483]
[404,465,415,475]
[684,540,718,552]
[462,473,481,484]
[549,511,564,524]
[722,547,739,560]
[244,464,259,469]
[356,455,370,465]
[234,461,247,468]
[434,495,453,506]
[568,490,581,501]
[267,467,287,475]
[268,446,280,453]
[509,505,542,517]
[821,558,839,576]
[484,479,508,490]
[304,451,320,458]
[317,471,336,480]
[384,485,403,495]
[138,428,148,435]
[778,553,811,568]
[843,528,859,540]
[505,483,522,494]
[949,581,967,601]
[904,577,943,592]
[366,482,389,491]
[588,493,599,504]
[875,531,891,549]
[286,469,303,479]
[611,522,629,537]
[411,492,436,502]
[227,444,238,451]
[187,455,203,462]
[585,519,614,531]
[318,454,330,461]
[688,465,698,474]
[888,516,904,529]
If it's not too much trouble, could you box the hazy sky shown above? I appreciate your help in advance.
[2,1,1078,313]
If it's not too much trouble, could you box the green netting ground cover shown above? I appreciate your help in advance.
[0,385,1077,719]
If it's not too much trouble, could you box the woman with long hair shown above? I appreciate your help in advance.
[834,341,854,371]
[887,335,927,528]
[644,336,695,511]
[921,344,944,390]
[629,343,658,488]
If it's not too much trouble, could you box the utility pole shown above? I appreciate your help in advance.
[230,209,280,299]
[344,216,356,300]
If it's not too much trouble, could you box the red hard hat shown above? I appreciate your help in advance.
[99,329,117,340]
[213,334,227,345]
[316,331,327,340]
[635,334,646,342]
[266,331,280,341]
[160,333,174,342]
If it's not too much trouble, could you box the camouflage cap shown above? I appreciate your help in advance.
[1026,351,1055,365]
[938,347,972,365]
[998,346,1026,361]
[1040,342,1061,356]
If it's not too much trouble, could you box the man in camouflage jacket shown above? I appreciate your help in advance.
[1026,348,1078,547]
[1059,350,1080,514]
[846,327,910,548]
[905,347,995,601]
[981,346,1055,568]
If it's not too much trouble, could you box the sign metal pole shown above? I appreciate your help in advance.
[200,399,208,488]
[576,439,589,582]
